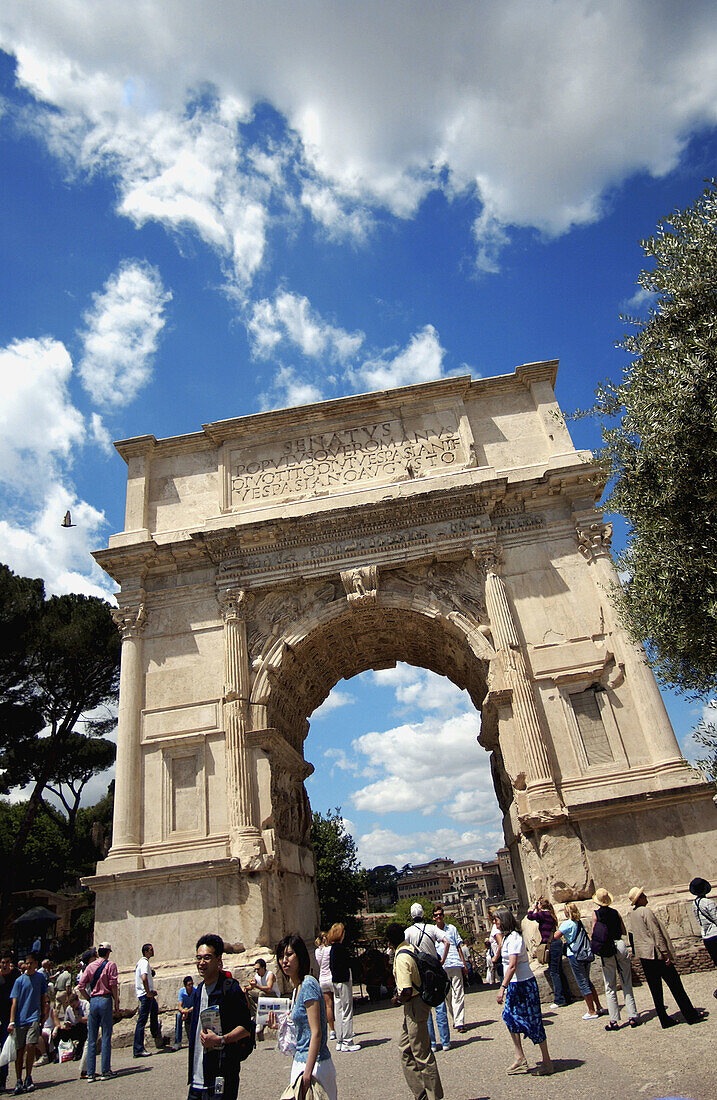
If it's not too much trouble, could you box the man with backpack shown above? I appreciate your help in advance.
[188,934,253,1100]
[77,943,119,1082]
[387,923,444,1100]
[404,903,450,1052]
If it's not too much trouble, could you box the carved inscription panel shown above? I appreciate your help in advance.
[229,411,467,506]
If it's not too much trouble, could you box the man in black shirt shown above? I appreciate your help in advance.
[187,934,253,1100]
[0,952,20,1092]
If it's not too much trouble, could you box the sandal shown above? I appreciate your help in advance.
[604,1021,620,1031]
[506,1060,528,1075]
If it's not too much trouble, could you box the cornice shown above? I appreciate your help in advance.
[108,361,564,462]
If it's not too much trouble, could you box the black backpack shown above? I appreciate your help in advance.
[398,928,449,1008]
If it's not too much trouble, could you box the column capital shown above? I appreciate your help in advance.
[576,521,613,561]
[471,544,503,577]
[111,598,148,640]
[217,586,251,622]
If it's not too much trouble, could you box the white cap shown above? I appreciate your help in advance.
[410,903,424,920]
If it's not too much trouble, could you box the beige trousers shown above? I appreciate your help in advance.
[399,997,444,1100]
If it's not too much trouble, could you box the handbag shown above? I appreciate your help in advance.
[277,988,298,1057]
[535,942,550,965]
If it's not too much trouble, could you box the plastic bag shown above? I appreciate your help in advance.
[0,1032,16,1069]
[277,1011,297,1057]
[58,1039,75,1063]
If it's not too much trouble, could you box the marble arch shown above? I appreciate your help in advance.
[86,362,717,968]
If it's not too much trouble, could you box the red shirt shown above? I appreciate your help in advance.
[78,958,118,998]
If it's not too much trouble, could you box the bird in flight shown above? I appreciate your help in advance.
[61,510,76,528]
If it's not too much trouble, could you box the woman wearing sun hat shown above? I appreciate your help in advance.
[626,887,706,1028]
[590,887,639,1030]
[688,877,717,998]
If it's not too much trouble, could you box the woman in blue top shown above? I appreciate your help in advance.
[276,933,337,1099]
[557,903,605,1020]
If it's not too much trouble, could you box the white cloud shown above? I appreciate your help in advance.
[258,365,325,411]
[373,667,470,713]
[351,325,445,392]
[0,337,84,492]
[0,482,113,599]
[623,286,658,313]
[89,413,114,455]
[78,260,172,407]
[248,290,364,363]
[349,710,494,825]
[311,690,357,719]
[356,824,504,869]
[3,2,717,272]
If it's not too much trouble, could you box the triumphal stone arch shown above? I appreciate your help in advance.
[87,362,717,966]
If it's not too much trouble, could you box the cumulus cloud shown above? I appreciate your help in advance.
[311,690,357,719]
[248,291,364,362]
[351,325,445,392]
[370,667,469,713]
[258,365,325,411]
[350,710,494,822]
[78,261,172,407]
[0,337,84,491]
[356,824,504,869]
[0,482,113,599]
[3,1,717,273]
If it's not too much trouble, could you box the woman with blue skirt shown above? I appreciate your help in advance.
[495,908,553,1076]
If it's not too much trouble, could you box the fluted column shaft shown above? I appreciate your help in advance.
[577,524,684,766]
[109,601,147,859]
[477,551,553,786]
[219,588,260,842]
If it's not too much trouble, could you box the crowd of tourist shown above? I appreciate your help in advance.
[0,874,714,1098]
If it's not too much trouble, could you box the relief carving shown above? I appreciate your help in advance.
[341,565,378,607]
[247,581,339,661]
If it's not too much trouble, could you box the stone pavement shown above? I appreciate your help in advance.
[21,969,717,1100]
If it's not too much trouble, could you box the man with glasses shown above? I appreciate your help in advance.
[433,907,468,1033]
[188,934,253,1100]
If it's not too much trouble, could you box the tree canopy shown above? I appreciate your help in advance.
[0,565,120,916]
[591,181,717,697]
[310,807,366,939]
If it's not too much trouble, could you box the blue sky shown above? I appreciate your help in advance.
[1,1,715,868]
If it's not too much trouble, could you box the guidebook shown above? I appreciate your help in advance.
[256,995,291,1027]
[200,1006,223,1035]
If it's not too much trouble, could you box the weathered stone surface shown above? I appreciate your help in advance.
[86,363,717,969]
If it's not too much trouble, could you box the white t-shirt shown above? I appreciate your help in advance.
[501,932,533,983]
[192,980,213,1089]
[135,957,154,998]
[438,924,465,967]
[256,969,274,990]
[404,923,447,960]
[315,945,332,987]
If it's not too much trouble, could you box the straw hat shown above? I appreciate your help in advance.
[592,888,613,906]
[628,886,646,907]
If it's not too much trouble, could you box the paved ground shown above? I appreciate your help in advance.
[16,969,717,1100]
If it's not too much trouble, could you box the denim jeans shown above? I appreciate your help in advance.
[427,1000,450,1047]
[548,939,572,1006]
[175,1012,191,1047]
[87,995,113,1077]
[133,994,159,1055]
